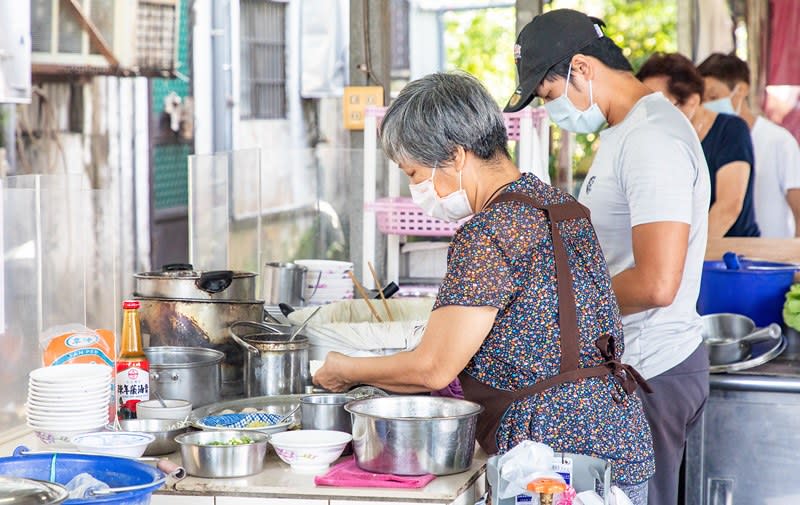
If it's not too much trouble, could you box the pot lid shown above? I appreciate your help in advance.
[135,264,256,279]
[0,477,69,505]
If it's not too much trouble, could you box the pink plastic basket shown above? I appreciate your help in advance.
[366,197,465,236]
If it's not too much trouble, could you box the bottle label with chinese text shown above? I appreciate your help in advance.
[116,361,150,418]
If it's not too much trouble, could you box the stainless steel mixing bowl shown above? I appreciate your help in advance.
[345,396,483,476]
[175,430,269,478]
[119,418,190,456]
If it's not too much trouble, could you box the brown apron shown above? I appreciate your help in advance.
[458,191,652,455]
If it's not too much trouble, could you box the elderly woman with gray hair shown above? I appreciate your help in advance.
[314,72,654,498]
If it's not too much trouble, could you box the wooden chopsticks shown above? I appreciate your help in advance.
[348,270,384,322]
[368,261,395,322]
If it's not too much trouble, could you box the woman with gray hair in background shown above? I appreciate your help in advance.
[314,71,654,501]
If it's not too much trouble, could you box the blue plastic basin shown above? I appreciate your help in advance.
[0,449,164,505]
[698,259,798,327]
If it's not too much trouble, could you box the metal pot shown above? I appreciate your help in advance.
[705,323,782,365]
[345,396,483,476]
[300,394,354,432]
[144,346,224,407]
[136,297,264,399]
[229,321,310,397]
[262,262,320,307]
[135,264,257,301]
[0,476,68,505]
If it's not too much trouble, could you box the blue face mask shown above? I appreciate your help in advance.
[544,65,607,133]
[704,97,736,115]
[704,85,741,115]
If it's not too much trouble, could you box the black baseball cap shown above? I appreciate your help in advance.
[504,9,606,112]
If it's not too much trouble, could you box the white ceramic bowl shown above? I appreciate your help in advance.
[26,410,108,423]
[269,429,352,473]
[136,399,193,420]
[34,428,101,449]
[29,364,112,384]
[295,260,354,273]
[27,417,109,432]
[26,399,109,412]
[70,431,155,458]
[27,390,110,403]
[306,277,354,288]
[28,383,111,393]
[304,286,354,295]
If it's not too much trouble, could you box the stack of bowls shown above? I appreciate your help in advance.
[295,259,355,306]
[26,364,112,447]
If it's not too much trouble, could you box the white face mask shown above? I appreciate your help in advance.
[544,65,607,133]
[408,165,473,223]
[704,84,741,115]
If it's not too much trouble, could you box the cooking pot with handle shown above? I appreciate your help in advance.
[135,263,257,301]
[229,321,310,397]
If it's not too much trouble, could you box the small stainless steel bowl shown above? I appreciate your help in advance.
[174,429,269,478]
[119,419,190,456]
[300,394,354,432]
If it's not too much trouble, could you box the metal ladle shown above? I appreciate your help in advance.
[153,390,168,408]
[277,403,301,424]
[288,306,322,342]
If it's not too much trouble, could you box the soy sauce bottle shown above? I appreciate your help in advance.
[115,300,150,419]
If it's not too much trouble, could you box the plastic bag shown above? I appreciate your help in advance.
[497,440,564,499]
[64,472,110,499]
[575,487,633,505]
[40,323,116,367]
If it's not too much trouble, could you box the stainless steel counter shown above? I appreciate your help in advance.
[685,336,800,504]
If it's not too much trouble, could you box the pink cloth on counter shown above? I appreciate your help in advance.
[314,457,436,489]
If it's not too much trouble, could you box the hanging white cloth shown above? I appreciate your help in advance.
[695,0,735,64]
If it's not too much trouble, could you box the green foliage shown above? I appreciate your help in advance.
[441,1,678,186]
[443,8,516,105]
[600,0,678,73]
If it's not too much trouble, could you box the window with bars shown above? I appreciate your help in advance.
[240,0,287,119]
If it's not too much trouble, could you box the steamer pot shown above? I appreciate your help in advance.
[136,297,264,399]
[134,263,256,301]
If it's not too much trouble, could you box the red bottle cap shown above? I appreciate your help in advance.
[122,300,141,310]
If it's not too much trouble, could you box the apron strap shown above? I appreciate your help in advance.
[489,192,590,373]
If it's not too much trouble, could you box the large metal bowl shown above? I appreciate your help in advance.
[174,430,269,478]
[118,419,190,456]
[345,396,483,476]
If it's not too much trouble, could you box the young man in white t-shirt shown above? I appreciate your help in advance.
[698,53,800,237]
[505,9,711,505]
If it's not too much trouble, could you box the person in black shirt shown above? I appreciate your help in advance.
[637,52,760,237]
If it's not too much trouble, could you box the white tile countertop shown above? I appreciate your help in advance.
[0,429,487,505]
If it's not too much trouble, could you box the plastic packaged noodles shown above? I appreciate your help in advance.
[40,324,116,367]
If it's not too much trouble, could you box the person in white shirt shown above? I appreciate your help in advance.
[505,9,711,505]
[698,53,800,237]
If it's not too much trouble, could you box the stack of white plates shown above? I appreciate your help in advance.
[295,259,355,306]
[26,364,112,447]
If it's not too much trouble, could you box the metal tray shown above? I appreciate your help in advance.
[191,394,303,422]
[710,334,787,373]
